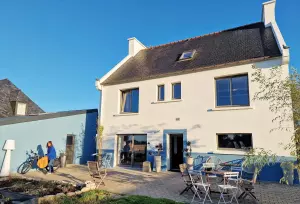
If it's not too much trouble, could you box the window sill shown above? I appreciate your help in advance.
[214,150,248,155]
[113,113,139,117]
[151,99,182,104]
[207,106,253,112]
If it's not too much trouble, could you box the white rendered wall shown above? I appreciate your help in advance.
[100,58,293,166]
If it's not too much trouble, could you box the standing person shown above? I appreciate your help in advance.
[123,141,130,164]
[46,141,56,174]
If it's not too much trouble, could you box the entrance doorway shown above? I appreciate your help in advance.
[65,134,75,164]
[170,134,183,170]
[117,135,147,168]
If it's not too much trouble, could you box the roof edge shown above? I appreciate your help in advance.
[0,109,98,126]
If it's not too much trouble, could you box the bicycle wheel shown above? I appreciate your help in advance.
[19,162,32,174]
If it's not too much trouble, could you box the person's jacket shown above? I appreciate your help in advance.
[47,146,56,160]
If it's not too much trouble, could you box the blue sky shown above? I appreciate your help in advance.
[0,0,299,112]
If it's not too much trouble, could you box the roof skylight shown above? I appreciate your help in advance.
[179,50,196,61]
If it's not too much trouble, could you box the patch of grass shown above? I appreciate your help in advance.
[107,195,183,204]
[52,190,182,204]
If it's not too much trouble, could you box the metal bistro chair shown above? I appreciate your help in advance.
[194,155,210,171]
[218,172,240,204]
[87,161,107,187]
[103,153,113,168]
[179,163,194,195]
[207,156,223,171]
[188,169,213,204]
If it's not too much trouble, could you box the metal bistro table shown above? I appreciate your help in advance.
[192,170,228,194]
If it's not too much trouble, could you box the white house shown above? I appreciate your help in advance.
[96,1,293,181]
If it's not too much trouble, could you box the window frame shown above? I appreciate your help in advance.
[216,133,253,150]
[172,82,182,100]
[179,50,196,61]
[157,84,165,101]
[215,74,250,107]
[120,88,139,113]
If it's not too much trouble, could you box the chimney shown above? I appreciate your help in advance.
[128,37,146,56]
[262,0,276,27]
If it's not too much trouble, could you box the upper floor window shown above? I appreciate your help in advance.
[16,102,27,115]
[216,75,249,106]
[217,133,252,150]
[179,50,196,61]
[121,88,139,113]
[172,82,181,100]
[157,85,165,101]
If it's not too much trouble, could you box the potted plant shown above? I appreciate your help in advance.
[148,143,163,173]
[280,161,295,185]
[184,141,193,170]
[243,148,277,183]
[59,150,67,168]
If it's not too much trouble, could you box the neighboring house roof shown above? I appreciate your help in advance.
[0,79,45,118]
[0,109,98,126]
[102,22,281,85]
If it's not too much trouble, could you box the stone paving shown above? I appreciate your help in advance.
[19,165,300,204]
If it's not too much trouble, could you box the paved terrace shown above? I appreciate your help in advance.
[20,165,300,204]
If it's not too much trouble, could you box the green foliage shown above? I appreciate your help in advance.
[243,148,277,181]
[252,65,300,170]
[79,190,110,203]
[280,161,295,185]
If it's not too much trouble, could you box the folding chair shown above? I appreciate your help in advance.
[87,161,107,187]
[179,164,194,195]
[207,156,223,171]
[218,172,239,204]
[103,153,113,168]
[188,170,212,204]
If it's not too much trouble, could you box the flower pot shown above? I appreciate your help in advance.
[155,156,161,173]
[187,157,194,170]
[60,154,67,168]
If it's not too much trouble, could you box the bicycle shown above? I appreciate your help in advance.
[18,150,61,174]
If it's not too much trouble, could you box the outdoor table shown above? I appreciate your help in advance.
[201,170,227,194]
[219,163,241,167]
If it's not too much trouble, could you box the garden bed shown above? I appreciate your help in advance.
[0,177,77,203]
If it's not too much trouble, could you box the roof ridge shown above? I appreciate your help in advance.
[147,22,262,50]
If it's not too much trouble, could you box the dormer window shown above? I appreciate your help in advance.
[179,50,196,61]
[15,102,27,115]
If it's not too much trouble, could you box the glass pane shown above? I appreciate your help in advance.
[232,75,249,106]
[158,85,164,101]
[131,89,139,113]
[133,135,147,165]
[119,135,133,165]
[216,78,231,106]
[173,83,181,99]
[218,134,252,149]
[182,51,193,59]
[123,91,131,112]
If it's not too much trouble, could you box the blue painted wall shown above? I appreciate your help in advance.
[0,111,98,172]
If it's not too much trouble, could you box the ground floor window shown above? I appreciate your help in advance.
[117,134,147,168]
[217,133,252,149]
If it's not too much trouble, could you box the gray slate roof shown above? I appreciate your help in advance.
[102,22,281,85]
[0,109,98,126]
[0,79,45,118]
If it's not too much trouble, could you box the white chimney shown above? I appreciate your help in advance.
[262,0,276,27]
[128,37,146,56]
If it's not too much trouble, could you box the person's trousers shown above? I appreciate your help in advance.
[48,159,54,173]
